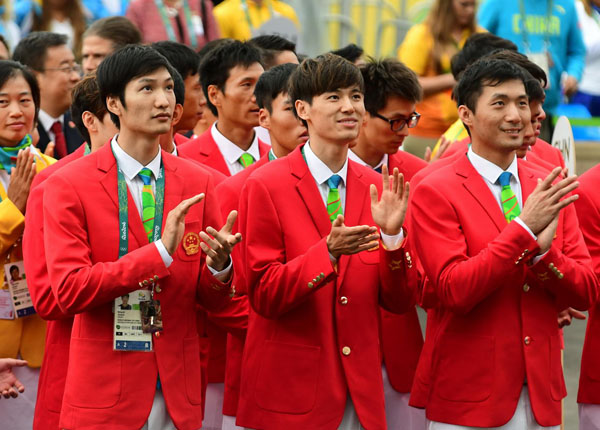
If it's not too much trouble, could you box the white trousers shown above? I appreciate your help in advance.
[141,389,176,430]
[222,414,243,430]
[382,365,426,430]
[427,386,559,430]
[203,382,225,430]
[579,403,600,430]
[0,364,39,430]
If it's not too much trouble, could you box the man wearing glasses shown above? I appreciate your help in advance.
[349,58,427,430]
[13,32,84,159]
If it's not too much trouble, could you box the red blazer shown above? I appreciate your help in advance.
[380,151,426,393]
[24,145,85,430]
[574,164,600,405]
[409,154,598,427]
[216,155,269,416]
[178,128,270,177]
[236,146,415,429]
[43,144,233,430]
[531,138,565,169]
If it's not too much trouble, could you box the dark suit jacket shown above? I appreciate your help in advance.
[37,111,85,158]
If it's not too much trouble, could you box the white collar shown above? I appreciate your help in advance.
[38,109,64,134]
[111,135,162,181]
[211,122,260,164]
[304,141,348,186]
[467,147,519,185]
[348,150,387,170]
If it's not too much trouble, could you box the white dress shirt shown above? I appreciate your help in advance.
[348,150,388,171]
[211,122,260,176]
[38,110,64,145]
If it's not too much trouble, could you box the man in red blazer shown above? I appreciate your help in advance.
[24,74,118,430]
[236,53,417,430]
[43,45,241,430]
[574,164,600,429]
[216,63,306,430]
[179,40,270,176]
[410,58,598,429]
[349,58,427,430]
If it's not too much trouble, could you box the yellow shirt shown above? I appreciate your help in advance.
[0,149,55,368]
[399,23,483,138]
[213,0,300,41]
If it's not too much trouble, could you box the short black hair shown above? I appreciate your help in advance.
[486,49,548,90]
[197,38,234,62]
[455,58,527,113]
[199,40,262,116]
[0,60,41,123]
[249,35,297,69]
[97,44,177,128]
[330,44,364,64]
[360,58,422,116]
[70,73,107,144]
[172,68,185,106]
[83,16,142,50]
[255,63,298,112]
[13,32,69,71]
[289,53,364,125]
[451,33,518,80]
[151,41,200,80]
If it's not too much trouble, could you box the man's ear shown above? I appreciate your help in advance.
[172,104,184,127]
[458,105,473,128]
[295,99,310,122]
[258,108,270,129]
[207,84,221,110]
[106,95,122,118]
[81,111,97,134]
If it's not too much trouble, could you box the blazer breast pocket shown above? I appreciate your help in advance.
[176,220,202,262]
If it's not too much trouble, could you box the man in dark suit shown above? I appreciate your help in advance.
[13,32,84,159]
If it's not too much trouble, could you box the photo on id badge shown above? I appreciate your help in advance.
[2,261,35,318]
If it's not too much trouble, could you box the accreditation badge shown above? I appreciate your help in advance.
[3,261,35,319]
[113,289,153,351]
[526,52,551,89]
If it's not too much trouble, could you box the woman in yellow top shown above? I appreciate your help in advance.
[0,60,54,427]
[213,0,300,41]
[398,0,482,158]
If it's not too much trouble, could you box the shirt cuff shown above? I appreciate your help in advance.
[208,257,233,282]
[381,230,405,250]
[515,217,537,240]
[155,240,173,267]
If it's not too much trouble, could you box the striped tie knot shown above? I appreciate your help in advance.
[327,174,342,190]
[498,171,512,187]
[238,153,255,168]
[138,168,153,185]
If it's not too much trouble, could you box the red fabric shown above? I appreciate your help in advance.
[178,129,270,177]
[236,146,416,429]
[409,154,598,427]
[50,121,68,159]
[43,145,233,430]
[531,138,565,169]
[24,146,85,429]
[575,165,600,405]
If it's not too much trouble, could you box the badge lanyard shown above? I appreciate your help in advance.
[240,0,277,30]
[519,0,553,54]
[154,0,198,51]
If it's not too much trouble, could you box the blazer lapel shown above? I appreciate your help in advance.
[290,146,332,239]
[200,132,231,176]
[456,154,507,233]
[518,160,537,203]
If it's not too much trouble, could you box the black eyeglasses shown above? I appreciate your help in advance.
[374,112,421,132]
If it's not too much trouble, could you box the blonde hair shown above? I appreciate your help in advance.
[33,0,87,57]
[581,0,593,16]
[426,0,476,74]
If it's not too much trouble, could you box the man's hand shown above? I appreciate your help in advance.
[7,148,36,213]
[200,210,242,272]
[0,358,27,399]
[558,308,586,328]
[162,194,205,255]
[519,167,578,235]
[563,76,578,98]
[370,164,409,236]
[43,141,55,158]
[327,215,379,260]
[536,213,559,254]
[424,136,451,163]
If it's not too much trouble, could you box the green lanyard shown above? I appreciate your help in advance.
[240,0,276,30]
[84,143,91,156]
[519,0,553,53]
[268,149,276,161]
[154,0,198,51]
[113,148,166,258]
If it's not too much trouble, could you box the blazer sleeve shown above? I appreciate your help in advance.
[43,174,171,315]
[410,180,541,314]
[378,235,417,314]
[240,177,337,319]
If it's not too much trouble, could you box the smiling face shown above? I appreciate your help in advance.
[210,63,264,130]
[459,79,530,160]
[361,96,416,156]
[0,74,37,147]
[296,85,365,146]
[107,67,175,137]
